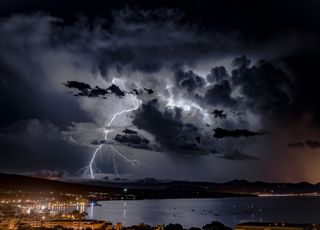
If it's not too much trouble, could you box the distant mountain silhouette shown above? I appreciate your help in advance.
[1,173,319,198]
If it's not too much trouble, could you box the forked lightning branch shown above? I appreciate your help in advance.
[88,95,141,179]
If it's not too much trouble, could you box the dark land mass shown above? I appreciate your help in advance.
[0,173,252,199]
[1,173,320,200]
[86,178,320,195]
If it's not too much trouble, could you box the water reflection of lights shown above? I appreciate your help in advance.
[21,203,86,215]
[123,208,127,219]
[90,203,94,218]
[122,201,127,220]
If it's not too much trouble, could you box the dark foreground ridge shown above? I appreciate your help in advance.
[2,173,320,199]
[0,173,254,200]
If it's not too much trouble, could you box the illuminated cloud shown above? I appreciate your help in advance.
[0,1,319,182]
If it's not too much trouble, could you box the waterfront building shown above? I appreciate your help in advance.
[236,223,319,230]
[116,222,124,230]
[18,218,112,230]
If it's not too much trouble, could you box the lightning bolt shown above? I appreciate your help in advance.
[88,98,141,179]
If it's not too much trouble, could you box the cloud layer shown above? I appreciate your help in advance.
[0,2,320,182]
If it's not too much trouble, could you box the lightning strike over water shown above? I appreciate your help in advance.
[88,98,141,179]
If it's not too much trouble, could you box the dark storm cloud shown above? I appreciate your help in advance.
[143,88,154,95]
[1,0,319,38]
[216,150,259,161]
[188,56,295,123]
[306,140,320,149]
[132,99,204,153]
[204,80,237,107]
[94,7,254,74]
[174,134,203,152]
[206,66,229,83]
[122,129,138,135]
[232,56,251,69]
[65,81,126,98]
[287,140,320,149]
[0,119,89,173]
[213,128,265,139]
[0,0,320,181]
[175,69,206,92]
[0,1,318,79]
[132,89,139,95]
[114,130,151,150]
[181,56,294,120]
[211,110,227,119]
[64,81,91,91]
[287,142,305,148]
[65,81,154,99]
[87,87,109,98]
[132,99,182,147]
[128,88,154,96]
[90,129,155,151]
[108,84,126,97]
[231,57,292,117]
[0,15,93,130]
[48,6,244,79]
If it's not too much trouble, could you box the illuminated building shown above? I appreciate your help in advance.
[236,223,319,230]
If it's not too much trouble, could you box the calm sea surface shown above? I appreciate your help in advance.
[86,197,320,228]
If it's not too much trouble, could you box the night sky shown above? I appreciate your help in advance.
[1,0,320,182]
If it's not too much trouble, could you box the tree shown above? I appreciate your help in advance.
[165,223,184,230]
[71,209,80,217]
[202,221,231,230]
[79,212,88,220]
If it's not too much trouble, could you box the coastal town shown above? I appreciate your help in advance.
[0,188,136,229]
[2,173,320,230]
[1,190,320,230]
[0,191,150,230]
[3,197,320,230]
